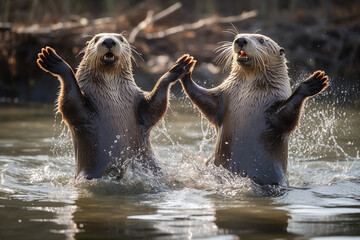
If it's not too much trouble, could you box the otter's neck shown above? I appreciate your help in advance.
[225,62,291,100]
[75,69,140,115]
[76,67,135,90]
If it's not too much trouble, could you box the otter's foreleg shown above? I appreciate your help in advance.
[274,71,329,132]
[37,47,85,123]
[180,73,224,126]
[138,55,196,130]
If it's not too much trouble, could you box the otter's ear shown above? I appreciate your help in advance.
[280,48,285,55]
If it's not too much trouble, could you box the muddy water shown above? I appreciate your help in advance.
[0,94,359,240]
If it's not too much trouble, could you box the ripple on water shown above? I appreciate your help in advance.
[0,98,359,239]
[4,102,358,200]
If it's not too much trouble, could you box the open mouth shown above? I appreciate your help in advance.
[101,52,117,64]
[237,51,249,63]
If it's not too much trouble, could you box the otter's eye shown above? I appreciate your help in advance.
[259,38,264,44]
[118,36,124,42]
[94,36,100,43]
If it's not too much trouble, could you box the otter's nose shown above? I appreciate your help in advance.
[235,37,247,48]
[102,38,116,49]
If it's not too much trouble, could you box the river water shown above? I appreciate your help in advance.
[0,91,359,239]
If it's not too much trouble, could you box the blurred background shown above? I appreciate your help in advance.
[0,0,359,104]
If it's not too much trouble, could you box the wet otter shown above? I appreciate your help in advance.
[180,33,328,186]
[36,33,195,179]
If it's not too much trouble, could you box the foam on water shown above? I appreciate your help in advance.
[33,106,252,199]
[1,85,358,202]
[0,78,358,239]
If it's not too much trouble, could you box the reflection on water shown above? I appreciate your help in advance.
[0,92,359,239]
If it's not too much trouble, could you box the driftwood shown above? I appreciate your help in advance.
[145,10,258,40]
[14,17,114,35]
[1,2,359,103]
[128,2,182,43]
[0,23,12,32]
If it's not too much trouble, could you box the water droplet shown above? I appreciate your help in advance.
[116,135,120,139]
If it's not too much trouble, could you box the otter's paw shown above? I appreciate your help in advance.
[167,54,196,81]
[300,71,329,97]
[36,47,70,76]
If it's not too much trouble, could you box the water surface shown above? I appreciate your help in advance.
[0,96,359,240]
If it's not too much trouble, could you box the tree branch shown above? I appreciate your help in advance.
[145,10,258,40]
[128,2,182,43]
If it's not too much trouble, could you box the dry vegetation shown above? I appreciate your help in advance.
[0,0,359,102]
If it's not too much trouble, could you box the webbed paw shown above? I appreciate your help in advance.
[300,70,329,97]
[36,46,71,76]
[167,54,196,82]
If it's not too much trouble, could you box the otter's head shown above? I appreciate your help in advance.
[216,33,287,80]
[78,33,134,78]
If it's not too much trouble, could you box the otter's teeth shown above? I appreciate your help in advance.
[239,51,247,58]
[104,52,115,60]
[237,51,248,61]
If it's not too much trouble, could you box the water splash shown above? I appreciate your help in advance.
[288,73,359,186]
[51,113,73,160]
[31,87,359,198]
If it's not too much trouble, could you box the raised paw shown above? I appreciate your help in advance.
[167,54,196,81]
[300,70,329,97]
[36,46,71,76]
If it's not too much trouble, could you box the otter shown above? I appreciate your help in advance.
[36,33,195,179]
[180,33,328,186]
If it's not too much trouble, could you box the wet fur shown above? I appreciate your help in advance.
[181,33,328,186]
[37,34,195,179]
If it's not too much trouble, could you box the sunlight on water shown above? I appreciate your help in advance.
[0,83,359,239]
[5,91,357,197]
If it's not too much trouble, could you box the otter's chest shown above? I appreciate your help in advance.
[97,94,136,124]
[223,89,272,131]
[81,82,141,136]
[93,89,138,128]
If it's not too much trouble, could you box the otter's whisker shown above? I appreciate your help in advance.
[214,41,233,51]
[254,29,262,34]
[119,31,128,36]
[214,41,233,70]
[225,22,239,36]
[213,46,233,72]
[130,45,144,64]
[223,29,238,36]
[213,46,231,60]
[214,45,232,53]
[77,46,88,58]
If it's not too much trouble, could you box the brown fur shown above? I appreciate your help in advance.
[181,33,328,186]
[37,33,195,179]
